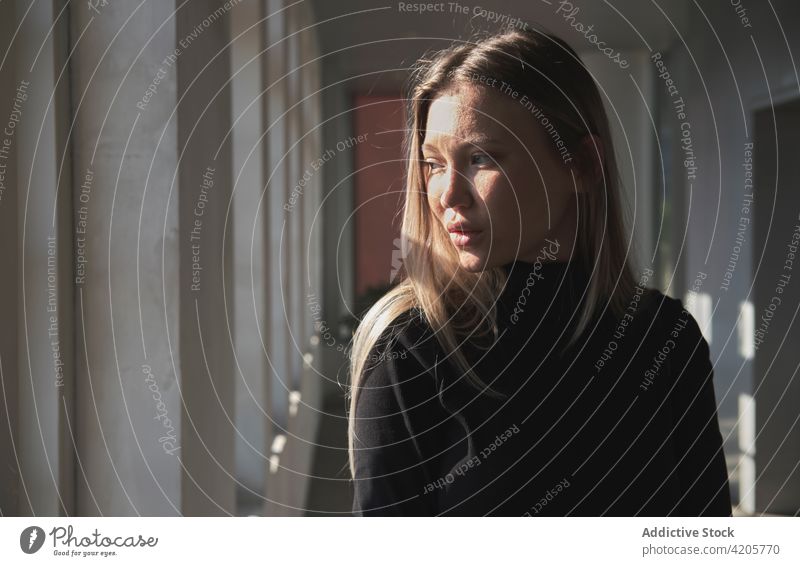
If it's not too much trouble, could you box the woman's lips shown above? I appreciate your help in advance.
[449,229,482,247]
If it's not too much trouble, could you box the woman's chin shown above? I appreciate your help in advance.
[456,250,488,273]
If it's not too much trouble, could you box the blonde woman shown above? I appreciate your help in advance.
[347,27,731,516]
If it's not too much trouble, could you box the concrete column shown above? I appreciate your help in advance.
[301,6,324,372]
[261,0,329,515]
[319,66,356,403]
[69,0,236,515]
[176,0,236,516]
[230,0,270,513]
[264,0,290,432]
[69,0,182,516]
[287,3,303,393]
[2,0,75,516]
[262,0,295,517]
[0,0,18,515]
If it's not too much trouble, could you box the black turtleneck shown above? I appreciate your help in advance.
[351,260,732,516]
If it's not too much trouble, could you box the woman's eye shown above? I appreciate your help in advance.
[424,160,444,174]
[471,153,492,166]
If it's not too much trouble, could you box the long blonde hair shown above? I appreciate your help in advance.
[347,27,637,478]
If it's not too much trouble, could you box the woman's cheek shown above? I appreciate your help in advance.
[425,180,442,212]
[480,184,515,224]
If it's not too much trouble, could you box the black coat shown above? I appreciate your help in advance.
[351,260,732,516]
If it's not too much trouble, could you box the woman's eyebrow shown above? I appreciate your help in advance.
[421,135,504,153]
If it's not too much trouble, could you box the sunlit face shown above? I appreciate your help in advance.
[422,84,583,272]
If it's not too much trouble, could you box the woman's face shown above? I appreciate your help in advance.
[422,83,583,272]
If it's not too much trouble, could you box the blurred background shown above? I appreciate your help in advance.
[1,0,799,516]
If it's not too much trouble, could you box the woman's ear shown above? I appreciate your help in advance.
[575,133,605,193]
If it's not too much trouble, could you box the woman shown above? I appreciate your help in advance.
[347,27,731,516]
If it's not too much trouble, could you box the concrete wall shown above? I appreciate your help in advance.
[659,0,800,514]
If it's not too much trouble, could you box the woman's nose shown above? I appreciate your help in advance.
[439,166,473,211]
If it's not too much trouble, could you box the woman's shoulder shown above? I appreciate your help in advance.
[364,306,434,364]
[357,307,440,399]
[641,288,706,337]
[638,287,714,383]
[353,308,448,442]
